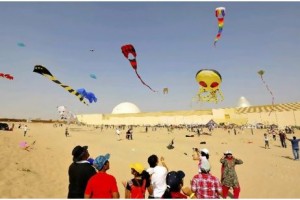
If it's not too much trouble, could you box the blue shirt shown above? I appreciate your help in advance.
[290,139,300,149]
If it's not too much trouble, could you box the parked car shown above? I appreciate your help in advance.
[0,123,9,131]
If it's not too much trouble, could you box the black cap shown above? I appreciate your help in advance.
[72,145,88,162]
[166,170,185,191]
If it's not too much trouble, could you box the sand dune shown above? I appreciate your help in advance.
[0,122,299,198]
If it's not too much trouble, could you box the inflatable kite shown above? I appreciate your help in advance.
[195,69,224,103]
[57,106,78,124]
[214,7,225,46]
[77,88,97,103]
[257,70,274,113]
[163,88,169,94]
[0,73,13,80]
[57,105,69,120]
[33,65,88,105]
[121,44,157,92]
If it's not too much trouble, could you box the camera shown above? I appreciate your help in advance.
[192,147,199,152]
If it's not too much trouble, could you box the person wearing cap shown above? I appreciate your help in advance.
[84,153,120,198]
[147,155,168,198]
[122,162,152,198]
[68,145,96,198]
[191,159,222,198]
[220,150,243,199]
[192,148,210,173]
[162,170,188,198]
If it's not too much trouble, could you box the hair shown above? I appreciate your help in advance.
[148,154,158,168]
[201,152,209,159]
[293,136,296,140]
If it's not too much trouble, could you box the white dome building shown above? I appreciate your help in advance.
[112,102,141,114]
[237,96,251,108]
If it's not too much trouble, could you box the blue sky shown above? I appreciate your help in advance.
[1,2,300,119]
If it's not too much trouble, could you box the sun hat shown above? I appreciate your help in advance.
[224,150,232,155]
[200,148,209,155]
[130,162,145,174]
[93,153,110,170]
[166,170,185,190]
[72,145,88,162]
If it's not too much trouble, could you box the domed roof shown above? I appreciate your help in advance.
[237,96,251,108]
[112,102,141,114]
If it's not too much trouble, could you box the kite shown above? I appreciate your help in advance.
[90,74,97,79]
[57,106,78,124]
[17,42,26,47]
[214,7,226,46]
[166,138,175,149]
[121,44,157,92]
[195,69,224,103]
[0,73,13,80]
[77,88,97,103]
[257,70,275,114]
[163,88,169,94]
[33,65,88,105]
[57,105,69,120]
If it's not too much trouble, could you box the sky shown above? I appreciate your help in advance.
[1,1,300,119]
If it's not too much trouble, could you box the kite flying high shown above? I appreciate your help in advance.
[33,65,88,105]
[121,44,157,92]
[214,7,226,46]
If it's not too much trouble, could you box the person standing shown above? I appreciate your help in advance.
[115,128,121,141]
[122,162,152,198]
[279,130,287,148]
[146,155,168,198]
[220,150,243,199]
[23,125,28,137]
[68,145,96,198]
[191,160,222,198]
[84,153,120,198]
[65,127,69,137]
[264,133,270,149]
[286,136,300,160]
[162,170,188,198]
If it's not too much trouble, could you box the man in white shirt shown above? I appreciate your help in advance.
[147,154,168,198]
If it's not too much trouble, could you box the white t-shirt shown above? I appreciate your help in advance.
[147,166,168,198]
[116,129,120,135]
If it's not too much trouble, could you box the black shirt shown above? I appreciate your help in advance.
[68,162,96,198]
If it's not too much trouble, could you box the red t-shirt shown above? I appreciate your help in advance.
[85,172,119,198]
[171,192,188,198]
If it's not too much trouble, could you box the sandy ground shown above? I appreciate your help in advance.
[0,122,299,198]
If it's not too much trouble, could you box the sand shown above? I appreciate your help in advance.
[0,122,299,198]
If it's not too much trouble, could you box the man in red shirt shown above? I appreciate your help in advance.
[191,159,222,198]
[84,153,120,198]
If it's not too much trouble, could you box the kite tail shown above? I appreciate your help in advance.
[134,70,157,92]
[214,18,224,46]
[261,77,275,115]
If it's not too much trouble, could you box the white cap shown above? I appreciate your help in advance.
[200,148,209,154]
[200,159,211,172]
[224,150,232,155]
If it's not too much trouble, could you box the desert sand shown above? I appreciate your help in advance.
[0,122,299,198]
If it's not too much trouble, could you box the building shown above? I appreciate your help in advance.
[76,102,300,127]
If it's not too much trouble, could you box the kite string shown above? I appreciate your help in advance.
[261,76,275,115]
[134,70,157,92]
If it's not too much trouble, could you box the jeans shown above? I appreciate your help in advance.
[292,149,299,160]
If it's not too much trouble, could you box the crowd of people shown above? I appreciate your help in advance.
[67,145,244,199]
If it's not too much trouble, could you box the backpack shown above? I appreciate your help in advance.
[130,178,146,199]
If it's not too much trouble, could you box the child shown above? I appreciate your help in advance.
[264,133,270,149]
